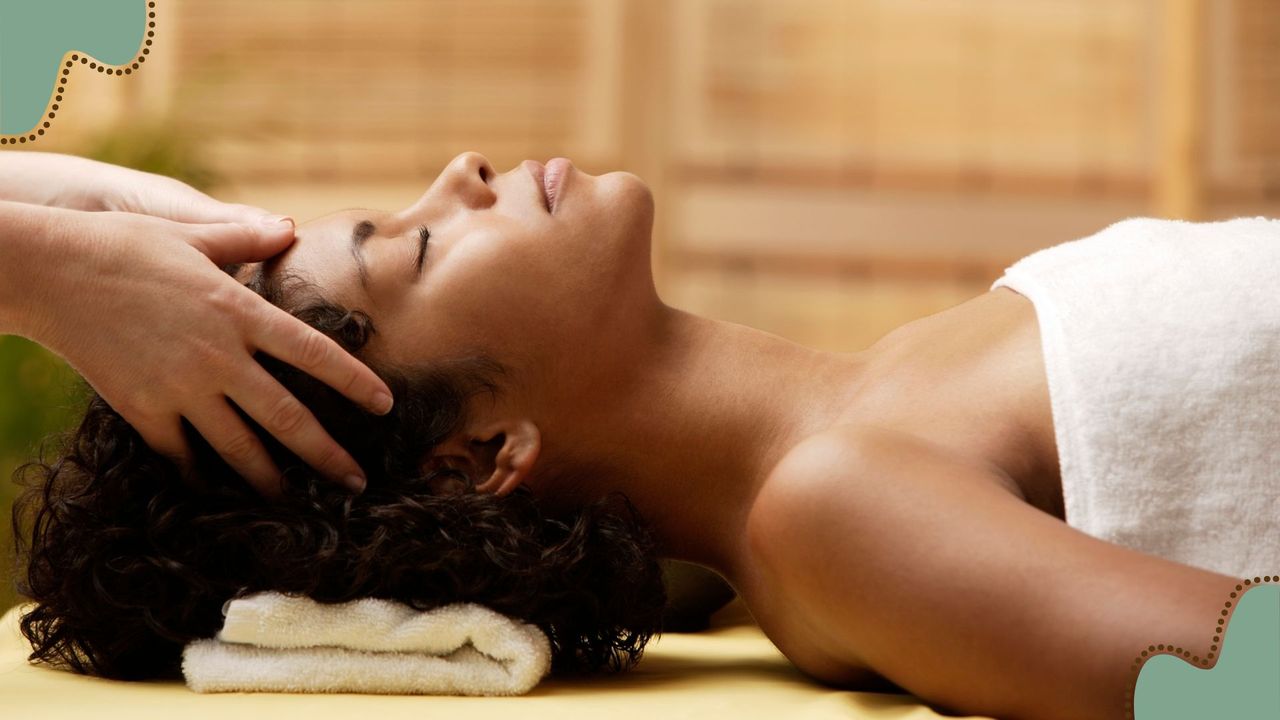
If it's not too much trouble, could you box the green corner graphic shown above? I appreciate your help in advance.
[1135,583,1280,718]
[0,0,147,135]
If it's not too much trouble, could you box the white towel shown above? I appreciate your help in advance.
[182,592,552,695]
[990,216,1280,578]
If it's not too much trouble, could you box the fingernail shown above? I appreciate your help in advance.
[261,214,294,228]
[342,474,366,493]
[373,392,394,415]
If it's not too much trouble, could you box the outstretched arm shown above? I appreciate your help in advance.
[750,425,1238,720]
[0,150,271,223]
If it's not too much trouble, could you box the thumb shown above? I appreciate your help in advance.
[187,217,297,265]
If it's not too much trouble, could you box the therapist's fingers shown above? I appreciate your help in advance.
[228,369,368,494]
[185,218,297,266]
[129,413,196,481]
[251,306,395,418]
[118,177,287,228]
[185,399,287,500]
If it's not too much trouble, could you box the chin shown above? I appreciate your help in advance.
[598,170,655,227]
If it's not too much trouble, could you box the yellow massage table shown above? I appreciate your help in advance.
[1,599,989,719]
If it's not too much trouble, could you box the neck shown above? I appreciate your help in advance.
[536,303,874,580]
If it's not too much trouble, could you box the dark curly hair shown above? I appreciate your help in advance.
[10,266,666,681]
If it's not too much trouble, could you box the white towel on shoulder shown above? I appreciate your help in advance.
[182,592,552,696]
[990,216,1280,578]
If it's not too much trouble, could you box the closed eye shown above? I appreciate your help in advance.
[415,225,430,275]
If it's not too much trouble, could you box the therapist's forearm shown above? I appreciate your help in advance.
[0,151,123,210]
[0,199,79,339]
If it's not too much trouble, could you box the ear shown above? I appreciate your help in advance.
[428,419,541,497]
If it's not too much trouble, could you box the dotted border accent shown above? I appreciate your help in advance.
[1123,574,1278,720]
[0,1,156,145]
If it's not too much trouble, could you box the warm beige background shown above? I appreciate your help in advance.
[6,0,1280,613]
[31,0,1280,353]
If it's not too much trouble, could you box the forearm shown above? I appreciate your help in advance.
[0,199,82,339]
[0,151,129,210]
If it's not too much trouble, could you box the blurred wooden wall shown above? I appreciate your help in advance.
[48,0,1280,351]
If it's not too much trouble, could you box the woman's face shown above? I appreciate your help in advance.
[261,152,657,373]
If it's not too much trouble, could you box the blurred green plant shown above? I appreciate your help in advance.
[80,123,221,191]
[0,338,88,615]
[1,125,218,615]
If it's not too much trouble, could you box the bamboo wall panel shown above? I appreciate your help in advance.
[172,0,622,180]
[670,0,1155,184]
[1206,0,1280,200]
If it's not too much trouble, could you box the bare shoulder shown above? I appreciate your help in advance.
[744,423,1018,603]
[748,423,1018,545]
[740,424,1011,687]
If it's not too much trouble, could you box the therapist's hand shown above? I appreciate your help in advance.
[25,207,393,498]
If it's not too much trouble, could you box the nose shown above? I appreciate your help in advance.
[439,152,496,210]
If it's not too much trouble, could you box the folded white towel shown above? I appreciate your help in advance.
[182,592,552,696]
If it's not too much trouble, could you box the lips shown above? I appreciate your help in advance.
[543,157,572,213]
[521,157,574,213]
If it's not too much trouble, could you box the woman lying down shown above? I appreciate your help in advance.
[13,152,1274,720]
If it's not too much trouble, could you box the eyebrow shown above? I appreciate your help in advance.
[350,220,376,290]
